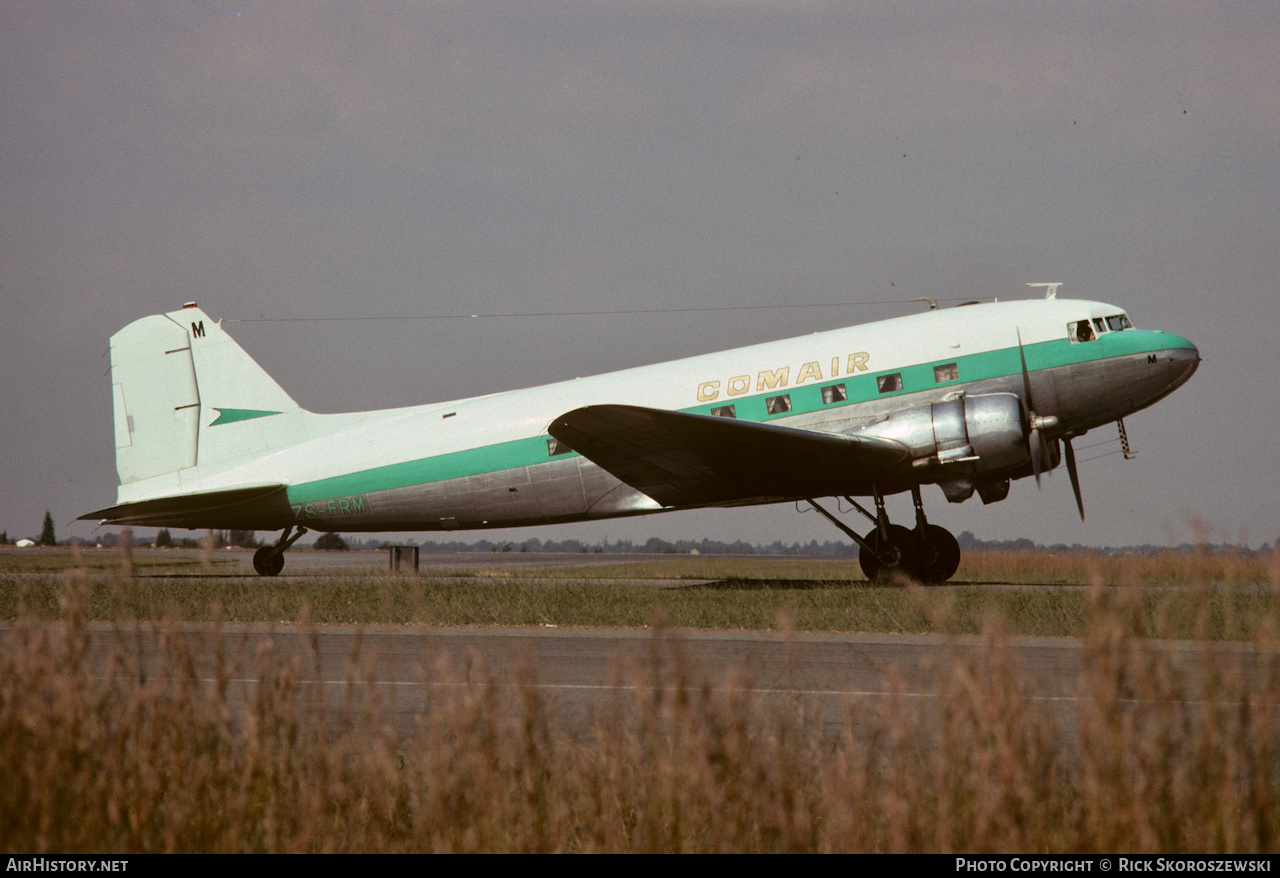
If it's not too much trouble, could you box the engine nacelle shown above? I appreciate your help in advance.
[856,392,1039,503]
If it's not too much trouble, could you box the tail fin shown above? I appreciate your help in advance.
[109,304,302,485]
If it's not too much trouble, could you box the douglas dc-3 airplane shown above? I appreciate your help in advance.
[82,285,1199,581]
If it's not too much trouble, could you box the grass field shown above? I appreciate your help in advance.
[2,545,1277,639]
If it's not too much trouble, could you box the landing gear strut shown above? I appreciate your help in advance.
[806,486,960,584]
[252,525,307,577]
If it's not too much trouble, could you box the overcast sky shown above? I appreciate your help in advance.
[3,1,1277,550]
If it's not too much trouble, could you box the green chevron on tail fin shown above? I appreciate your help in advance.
[209,408,284,426]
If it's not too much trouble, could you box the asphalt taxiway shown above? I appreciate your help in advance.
[10,620,1267,740]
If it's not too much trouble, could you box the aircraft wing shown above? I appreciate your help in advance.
[79,484,293,530]
[549,404,909,508]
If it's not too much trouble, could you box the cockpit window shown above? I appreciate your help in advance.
[1106,314,1133,332]
[1069,320,1096,343]
[1092,318,1107,333]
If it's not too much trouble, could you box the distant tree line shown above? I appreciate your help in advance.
[340,532,1280,558]
[7,518,1278,557]
[107,529,262,550]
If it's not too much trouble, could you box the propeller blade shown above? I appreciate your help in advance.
[1064,438,1084,520]
[1016,328,1036,412]
[1017,328,1043,487]
[1029,427,1043,487]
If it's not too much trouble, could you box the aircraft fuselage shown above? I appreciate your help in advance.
[91,297,1196,535]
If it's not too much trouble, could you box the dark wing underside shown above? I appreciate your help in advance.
[79,484,293,530]
[549,405,908,508]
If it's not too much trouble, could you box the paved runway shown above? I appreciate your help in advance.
[11,621,1269,739]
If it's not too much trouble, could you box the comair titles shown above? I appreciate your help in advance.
[696,352,871,402]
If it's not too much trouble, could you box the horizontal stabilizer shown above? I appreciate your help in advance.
[80,484,293,530]
[549,405,908,508]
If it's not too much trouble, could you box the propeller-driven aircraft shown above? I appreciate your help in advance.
[82,285,1199,580]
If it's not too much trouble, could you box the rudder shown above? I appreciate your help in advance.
[110,312,201,484]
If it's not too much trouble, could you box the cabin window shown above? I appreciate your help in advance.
[547,438,573,457]
[765,394,791,415]
[877,373,903,393]
[1069,320,1096,343]
[1107,314,1133,332]
[710,405,737,419]
[933,363,958,383]
[822,383,847,404]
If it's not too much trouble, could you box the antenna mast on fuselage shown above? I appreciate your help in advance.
[1026,282,1063,299]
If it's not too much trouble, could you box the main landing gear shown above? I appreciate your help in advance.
[252,525,308,577]
[806,486,960,584]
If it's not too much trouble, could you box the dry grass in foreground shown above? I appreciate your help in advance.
[1,572,1278,853]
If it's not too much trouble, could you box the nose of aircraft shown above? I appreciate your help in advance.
[1161,334,1200,393]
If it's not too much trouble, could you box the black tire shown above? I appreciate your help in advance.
[858,524,913,583]
[910,525,961,583]
[253,546,285,577]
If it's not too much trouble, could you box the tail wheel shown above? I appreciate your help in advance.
[252,546,285,577]
[858,524,913,583]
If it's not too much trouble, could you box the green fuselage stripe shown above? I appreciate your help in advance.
[285,331,1191,506]
[290,440,545,504]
